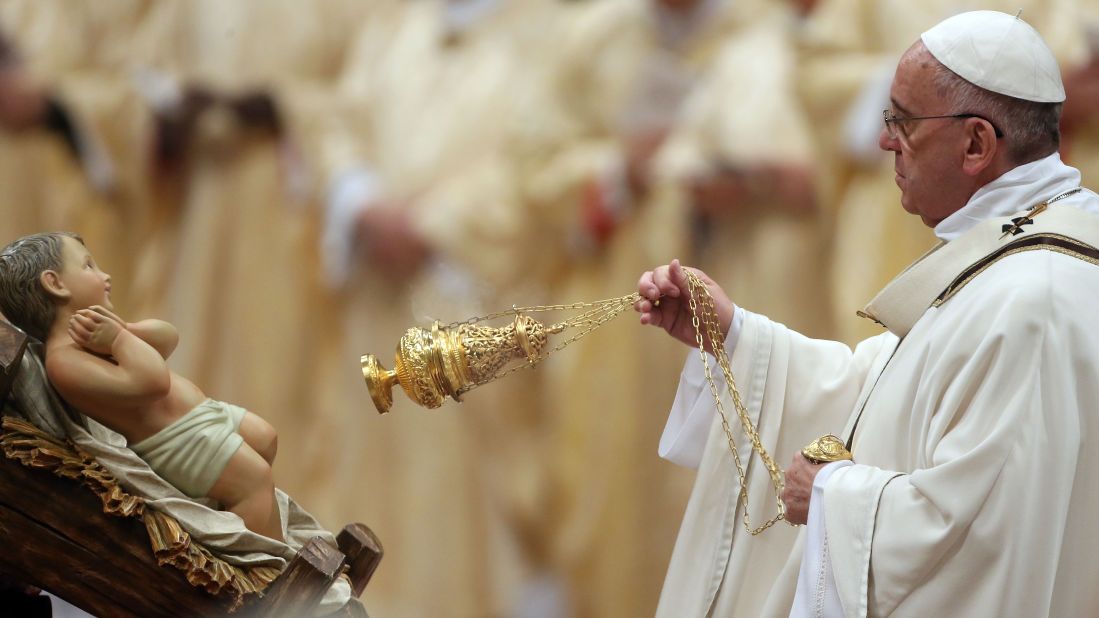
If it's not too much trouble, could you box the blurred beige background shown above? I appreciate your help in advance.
[2,0,1099,615]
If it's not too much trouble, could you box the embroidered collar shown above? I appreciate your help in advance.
[934,152,1085,242]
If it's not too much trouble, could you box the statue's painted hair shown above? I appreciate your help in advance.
[0,232,83,342]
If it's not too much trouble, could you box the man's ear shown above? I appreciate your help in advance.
[39,270,70,300]
[961,118,999,177]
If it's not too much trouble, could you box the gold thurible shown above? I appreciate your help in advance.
[361,295,638,414]
[362,282,847,537]
[361,314,556,414]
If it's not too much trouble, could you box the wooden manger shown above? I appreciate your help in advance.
[0,319,381,616]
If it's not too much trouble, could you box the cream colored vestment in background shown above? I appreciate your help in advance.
[514,0,822,613]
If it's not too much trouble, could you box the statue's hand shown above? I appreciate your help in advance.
[69,308,124,356]
[88,305,127,328]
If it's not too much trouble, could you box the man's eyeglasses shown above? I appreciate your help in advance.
[883,109,1004,139]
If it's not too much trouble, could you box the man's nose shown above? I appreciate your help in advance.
[879,126,900,152]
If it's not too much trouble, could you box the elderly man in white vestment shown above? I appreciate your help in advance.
[636,11,1099,617]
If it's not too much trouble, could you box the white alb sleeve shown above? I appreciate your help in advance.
[791,460,854,618]
[658,306,745,469]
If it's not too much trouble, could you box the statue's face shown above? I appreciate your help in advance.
[56,237,113,311]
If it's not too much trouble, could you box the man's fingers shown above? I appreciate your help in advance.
[637,306,662,328]
[652,266,680,298]
[651,267,670,295]
[645,261,695,300]
[669,259,689,290]
[638,271,659,301]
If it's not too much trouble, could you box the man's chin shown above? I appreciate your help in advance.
[899,194,916,215]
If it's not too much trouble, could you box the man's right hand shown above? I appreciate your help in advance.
[635,259,734,354]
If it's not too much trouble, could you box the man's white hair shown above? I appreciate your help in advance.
[919,43,1062,164]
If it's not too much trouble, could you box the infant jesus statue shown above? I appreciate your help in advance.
[0,232,283,541]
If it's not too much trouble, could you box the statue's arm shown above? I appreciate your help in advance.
[125,319,179,360]
[46,333,171,410]
[82,307,178,360]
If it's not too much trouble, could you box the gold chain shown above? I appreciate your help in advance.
[685,270,786,535]
[448,281,785,535]
[453,293,641,393]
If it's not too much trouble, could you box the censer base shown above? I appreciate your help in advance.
[361,354,396,415]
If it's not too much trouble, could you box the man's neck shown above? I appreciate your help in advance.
[972,160,1016,191]
[933,152,1082,241]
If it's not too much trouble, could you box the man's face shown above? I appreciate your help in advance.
[57,237,112,311]
[878,47,970,227]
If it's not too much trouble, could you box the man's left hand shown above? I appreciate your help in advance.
[782,453,828,525]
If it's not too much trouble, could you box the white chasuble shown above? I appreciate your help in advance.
[658,154,1099,617]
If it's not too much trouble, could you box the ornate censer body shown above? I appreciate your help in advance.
[362,314,558,414]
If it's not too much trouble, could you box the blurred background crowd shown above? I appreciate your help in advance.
[3,0,1099,616]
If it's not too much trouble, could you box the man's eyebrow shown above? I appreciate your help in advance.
[890,98,912,116]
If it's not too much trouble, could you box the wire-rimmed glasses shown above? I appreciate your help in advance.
[883,109,1004,140]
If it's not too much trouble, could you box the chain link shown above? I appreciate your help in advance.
[448,282,785,535]
[686,271,785,535]
[446,297,633,330]
[455,293,641,394]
